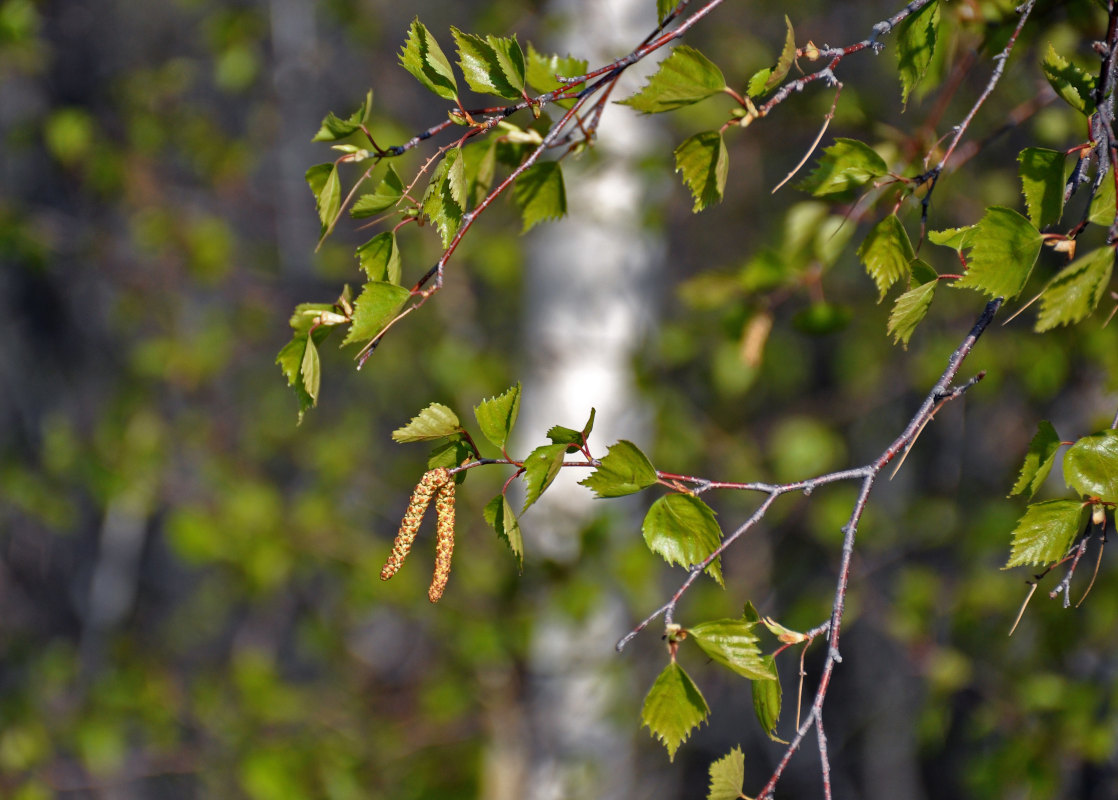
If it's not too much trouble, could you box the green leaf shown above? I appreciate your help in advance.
[399,17,458,102]
[341,282,410,346]
[288,302,339,334]
[641,661,710,762]
[1041,43,1096,116]
[857,214,915,300]
[1010,420,1061,499]
[953,207,1042,299]
[312,89,373,141]
[1035,246,1115,332]
[422,149,465,247]
[580,440,658,498]
[306,163,341,241]
[799,138,888,197]
[887,266,937,347]
[427,435,474,475]
[546,408,596,452]
[300,334,321,404]
[525,44,587,102]
[451,28,525,100]
[512,161,566,232]
[1088,171,1115,226]
[1005,499,1088,568]
[675,130,728,212]
[392,402,462,443]
[1018,148,1067,228]
[355,232,402,284]
[747,68,772,98]
[473,383,522,450]
[656,0,676,24]
[764,15,796,92]
[707,747,745,800]
[688,619,774,680]
[642,494,724,585]
[742,601,761,625]
[896,0,939,107]
[752,656,784,742]
[484,495,524,570]
[350,164,405,218]
[1063,429,1118,502]
[618,45,726,113]
[522,442,569,512]
[277,328,330,423]
[928,225,976,252]
[465,139,498,207]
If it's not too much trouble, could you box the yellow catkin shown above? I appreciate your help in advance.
[380,468,450,581]
[427,479,456,603]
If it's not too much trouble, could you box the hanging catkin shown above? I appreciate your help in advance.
[380,468,450,581]
[427,479,456,603]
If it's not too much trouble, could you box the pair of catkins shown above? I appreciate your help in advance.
[380,468,456,602]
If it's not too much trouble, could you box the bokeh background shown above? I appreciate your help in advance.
[4,0,1118,797]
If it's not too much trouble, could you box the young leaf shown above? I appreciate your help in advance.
[288,302,340,334]
[747,68,772,97]
[857,214,915,300]
[688,619,774,680]
[1035,246,1114,332]
[1018,148,1067,228]
[580,440,658,498]
[546,408,596,450]
[422,150,465,247]
[355,232,402,284]
[752,656,784,742]
[896,0,939,107]
[1089,172,1115,226]
[465,139,498,207]
[927,225,976,252]
[522,442,569,512]
[799,138,888,197]
[473,383,522,450]
[1063,429,1118,503]
[306,163,341,240]
[427,435,474,474]
[1005,499,1088,568]
[618,45,726,113]
[525,43,587,101]
[1041,43,1096,116]
[399,18,458,102]
[393,403,462,443]
[641,661,710,762]
[312,89,373,141]
[656,0,676,24]
[512,161,566,232]
[451,28,525,100]
[675,130,728,212]
[341,282,411,346]
[763,15,796,92]
[1010,420,1062,499]
[707,747,746,800]
[276,328,329,423]
[887,266,937,347]
[484,494,524,570]
[953,207,1042,299]
[300,334,321,405]
[642,494,724,585]
[350,164,406,218]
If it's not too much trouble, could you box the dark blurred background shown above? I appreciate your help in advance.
[3,0,1118,797]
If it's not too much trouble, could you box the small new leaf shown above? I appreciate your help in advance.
[1005,499,1088,568]
[1018,148,1067,228]
[641,661,710,762]
[522,442,569,512]
[341,282,410,346]
[1063,429,1118,503]
[688,619,774,681]
[953,207,1042,299]
[857,214,915,300]
[799,138,888,197]
[1035,246,1114,332]
[427,435,474,474]
[618,45,726,113]
[300,334,321,405]
[752,656,784,742]
[306,163,342,242]
[1089,173,1116,226]
[312,89,373,141]
[422,149,465,247]
[399,18,459,102]
[1010,420,1061,499]
[474,383,522,450]
[451,28,525,100]
[764,15,796,92]
[1041,44,1096,116]
[707,747,746,800]
[896,0,939,107]
[887,266,937,347]
[656,0,676,24]
[927,225,975,252]
[351,164,406,218]
[484,494,524,570]
[512,161,566,232]
[642,494,724,585]
[525,44,587,101]
[580,440,658,498]
[393,403,463,443]
[675,131,728,212]
[277,328,328,423]
[355,232,402,284]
